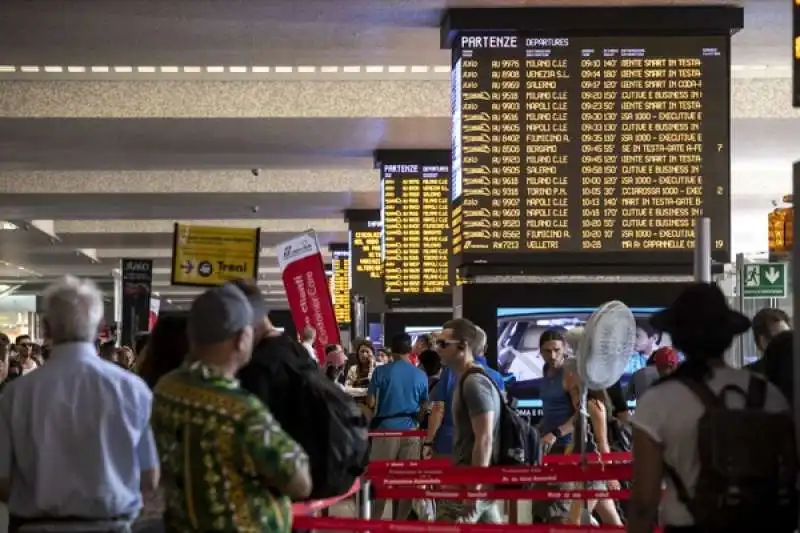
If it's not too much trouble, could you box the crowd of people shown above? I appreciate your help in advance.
[0,276,796,533]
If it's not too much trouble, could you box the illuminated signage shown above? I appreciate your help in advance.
[451,33,731,268]
[349,219,384,310]
[795,0,800,107]
[381,157,452,304]
[331,249,350,325]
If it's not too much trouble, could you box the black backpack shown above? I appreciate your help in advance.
[665,375,798,533]
[459,366,541,465]
[239,335,370,499]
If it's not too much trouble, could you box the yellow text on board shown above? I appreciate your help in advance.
[171,223,261,286]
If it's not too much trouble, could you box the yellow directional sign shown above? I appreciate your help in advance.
[170,223,261,287]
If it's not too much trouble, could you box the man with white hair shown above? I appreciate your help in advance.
[0,276,159,533]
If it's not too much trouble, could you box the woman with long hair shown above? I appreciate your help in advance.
[345,340,376,388]
[561,359,623,526]
[137,314,190,389]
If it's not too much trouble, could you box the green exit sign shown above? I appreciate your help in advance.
[742,263,788,299]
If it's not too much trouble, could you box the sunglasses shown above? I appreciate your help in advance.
[436,339,460,349]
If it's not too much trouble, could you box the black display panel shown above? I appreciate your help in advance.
[349,220,385,312]
[795,0,800,108]
[331,250,350,325]
[451,33,731,270]
[382,162,452,306]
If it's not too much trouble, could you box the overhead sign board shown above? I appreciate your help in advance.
[742,262,788,299]
[171,223,261,286]
[795,0,800,107]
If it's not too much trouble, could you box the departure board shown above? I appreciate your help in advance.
[382,163,452,304]
[794,0,800,108]
[331,250,350,325]
[349,220,385,311]
[451,33,730,267]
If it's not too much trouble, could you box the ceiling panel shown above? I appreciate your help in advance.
[0,0,758,67]
[0,192,378,220]
[0,117,450,170]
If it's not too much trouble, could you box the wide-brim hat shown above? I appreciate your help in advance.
[650,282,750,338]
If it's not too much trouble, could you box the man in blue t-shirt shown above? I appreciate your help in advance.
[424,326,505,457]
[366,333,428,519]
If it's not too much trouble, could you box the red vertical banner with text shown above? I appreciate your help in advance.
[277,230,341,363]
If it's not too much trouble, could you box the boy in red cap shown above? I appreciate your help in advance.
[653,346,680,378]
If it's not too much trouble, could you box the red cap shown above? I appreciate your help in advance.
[653,346,679,370]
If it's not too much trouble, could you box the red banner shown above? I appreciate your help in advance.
[277,230,341,363]
[148,297,161,331]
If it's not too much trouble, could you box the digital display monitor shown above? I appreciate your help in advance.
[381,162,452,304]
[349,220,385,312]
[331,250,350,325]
[450,33,731,268]
[405,325,441,347]
[497,306,677,417]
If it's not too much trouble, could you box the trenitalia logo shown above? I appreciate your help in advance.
[283,240,313,260]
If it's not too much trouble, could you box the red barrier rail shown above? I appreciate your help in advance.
[368,458,451,471]
[542,452,632,465]
[369,430,427,438]
[293,515,646,532]
[374,486,629,501]
[367,463,631,485]
[291,479,361,516]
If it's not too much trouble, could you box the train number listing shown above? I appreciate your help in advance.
[382,164,451,296]
[451,34,730,260]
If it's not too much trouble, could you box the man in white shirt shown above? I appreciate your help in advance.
[300,326,317,363]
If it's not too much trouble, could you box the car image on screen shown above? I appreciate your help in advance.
[497,306,672,406]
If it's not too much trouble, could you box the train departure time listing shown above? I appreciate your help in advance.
[450,34,730,264]
[382,164,451,297]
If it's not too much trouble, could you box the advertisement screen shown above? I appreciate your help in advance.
[497,306,677,413]
[405,325,440,347]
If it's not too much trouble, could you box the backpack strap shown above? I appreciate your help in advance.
[458,366,502,411]
[675,376,724,409]
[745,374,768,409]
[663,376,721,507]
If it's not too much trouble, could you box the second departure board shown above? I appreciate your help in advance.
[451,33,731,268]
[794,0,800,108]
[349,220,385,311]
[382,163,452,304]
[331,250,350,325]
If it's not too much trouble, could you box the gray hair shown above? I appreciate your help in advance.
[472,326,487,356]
[43,276,104,344]
[301,325,316,342]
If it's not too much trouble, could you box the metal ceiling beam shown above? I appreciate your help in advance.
[0,169,377,194]
[53,219,347,234]
[0,79,794,119]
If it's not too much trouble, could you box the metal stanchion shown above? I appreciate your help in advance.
[734,253,746,368]
[352,294,368,341]
[357,480,372,520]
[693,217,712,283]
[112,268,123,348]
[792,161,800,533]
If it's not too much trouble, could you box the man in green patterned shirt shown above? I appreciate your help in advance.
[152,284,312,532]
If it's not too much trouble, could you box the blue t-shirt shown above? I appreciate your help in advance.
[368,359,429,430]
[430,358,506,454]
[539,365,573,436]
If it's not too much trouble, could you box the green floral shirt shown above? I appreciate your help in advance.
[152,361,308,533]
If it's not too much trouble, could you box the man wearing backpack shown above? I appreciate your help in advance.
[230,279,369,500]
[435,318,504,524]
[628,283,795,533]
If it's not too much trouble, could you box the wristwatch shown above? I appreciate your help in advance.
[552,427,563,439]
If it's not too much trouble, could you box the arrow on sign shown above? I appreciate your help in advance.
[765,267,781,284]
[181,260,194,274]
